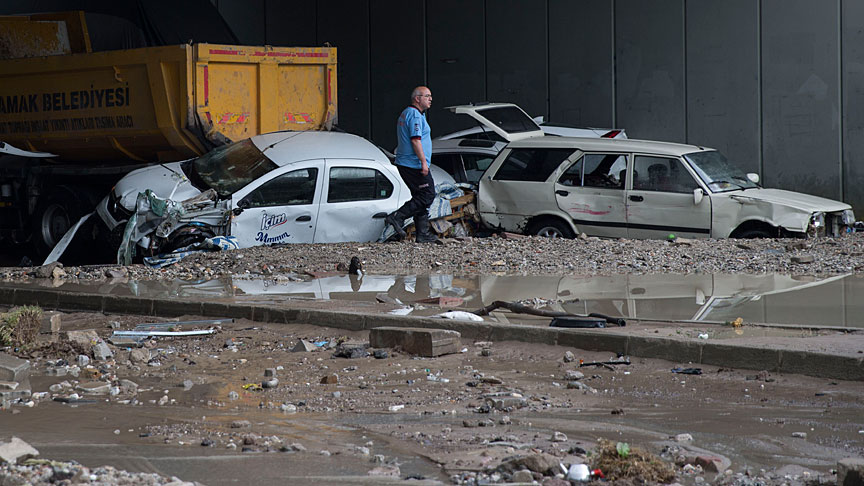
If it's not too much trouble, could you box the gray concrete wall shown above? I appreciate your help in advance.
[211,0,862,212]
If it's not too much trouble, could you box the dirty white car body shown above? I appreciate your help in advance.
[96,131,412,254]
[431,103,624,188]
[476,135,854,239]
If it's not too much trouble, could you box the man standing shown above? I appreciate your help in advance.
[385,86,440,244]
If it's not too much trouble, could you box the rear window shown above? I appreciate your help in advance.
[493,148,576,182]
[477,106,541,134]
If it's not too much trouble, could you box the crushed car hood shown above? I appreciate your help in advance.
[728,188,851,212]
[115,161,203,210]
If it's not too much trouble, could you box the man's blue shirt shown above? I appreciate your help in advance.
[395,106,431,169]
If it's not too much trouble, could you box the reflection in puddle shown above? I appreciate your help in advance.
[27,272,864,329]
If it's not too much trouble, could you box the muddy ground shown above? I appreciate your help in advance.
[1,308,862,486]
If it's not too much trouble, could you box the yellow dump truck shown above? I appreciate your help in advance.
[0,12,337,256]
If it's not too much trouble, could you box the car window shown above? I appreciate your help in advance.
[188,139,278,198]
[432,153,465,182]
[632,156,695,193]
[558,154,627,188]
[493,148,576,182]
[243,168,317,208]
[461,154,495,185]
[476,106,542,134]
[328,167,394,203]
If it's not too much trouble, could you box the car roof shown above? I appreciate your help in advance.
[250,131,387,166]
[506,136,713,157]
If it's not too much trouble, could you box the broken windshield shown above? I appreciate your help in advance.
[684,150,759,193]
[186,139,278,198]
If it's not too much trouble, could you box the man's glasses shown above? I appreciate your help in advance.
[419,94,432,98]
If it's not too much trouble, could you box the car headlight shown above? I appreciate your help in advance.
[809,212,825,228]
[842,209,855,225]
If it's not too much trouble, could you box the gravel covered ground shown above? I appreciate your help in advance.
[3,234,864,283]
[0,233,864,281]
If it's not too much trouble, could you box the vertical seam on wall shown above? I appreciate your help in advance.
[757,0,764,178]
[683,0,688,143]
[423,0,428,84]
[611,0,617,128]
[367,0,372,138]
[546,0,550,122]
[483,0,488,101]
[838,0,844,200]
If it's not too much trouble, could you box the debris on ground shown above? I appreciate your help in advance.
[591,439,676,483]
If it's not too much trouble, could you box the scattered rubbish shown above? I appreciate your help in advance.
[671,367,703,375]
[291,339,317,353]
[332,344,369,359]
[53,396,98,404]
[432,311,483,321]
[242,383,262,391]
[567,463,590,481]
[112,329,216,338]
[133,319,233,331]
[387,307,413,316]
[388,404,405,412]
[579,356,631,369]
[698,333,710,339]
[550,316,606,328]
[142,235,240,268]
[730,317,743,328]
[373,349,389,359]
[416,296,464,307]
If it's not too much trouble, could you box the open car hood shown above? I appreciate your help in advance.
[445,103,545,142]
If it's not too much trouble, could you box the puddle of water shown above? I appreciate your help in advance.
[10,272,864,329]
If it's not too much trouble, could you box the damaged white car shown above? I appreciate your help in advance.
[476,134,854,239]
[96,131,415,260]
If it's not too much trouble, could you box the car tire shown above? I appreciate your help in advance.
[31,186,90,258]
[735,228,773,239]
[527,218,575,239]
[163,227,214,254]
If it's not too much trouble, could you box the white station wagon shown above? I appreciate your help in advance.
[477,135,855,239]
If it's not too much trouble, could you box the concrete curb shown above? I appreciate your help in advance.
[2,286,862,381]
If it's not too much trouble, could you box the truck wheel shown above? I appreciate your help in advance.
[31,187,86,258]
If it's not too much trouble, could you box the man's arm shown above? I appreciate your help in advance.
[411,138,429,176]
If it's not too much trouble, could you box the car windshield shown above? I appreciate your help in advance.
[188,139,278,198]
[684,150,759,193]
[477,106,541,134]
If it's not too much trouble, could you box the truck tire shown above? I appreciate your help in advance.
[31,186,97,259]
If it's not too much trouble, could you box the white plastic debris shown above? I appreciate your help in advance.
[387,307,414,316]
[567,464,590,481]
[697,333,709,339]
[433,311,483,321]
[388,404,405,412]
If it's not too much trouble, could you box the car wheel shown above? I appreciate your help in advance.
[164,227,214,254]
[31,186,89,258]
[735,228,773,239]
[527,219,575,239]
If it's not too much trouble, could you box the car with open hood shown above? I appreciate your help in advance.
[96,131,414,256]
[431,103,624,188]
[476,136,854,239]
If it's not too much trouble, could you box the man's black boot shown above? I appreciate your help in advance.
[414,213,442,244]
[385,210,407,239]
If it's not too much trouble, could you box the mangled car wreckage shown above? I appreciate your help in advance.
[96,131,425,262]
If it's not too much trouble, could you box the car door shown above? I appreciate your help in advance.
[554,152,629,238]
[626,155,711,239]
[314,159,402,243]
[478,147,577,232]
[229,160,323,247]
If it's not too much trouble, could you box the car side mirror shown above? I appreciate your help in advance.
[233,198,250,216]
[693,188,704,205]
[746,173,760,184]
